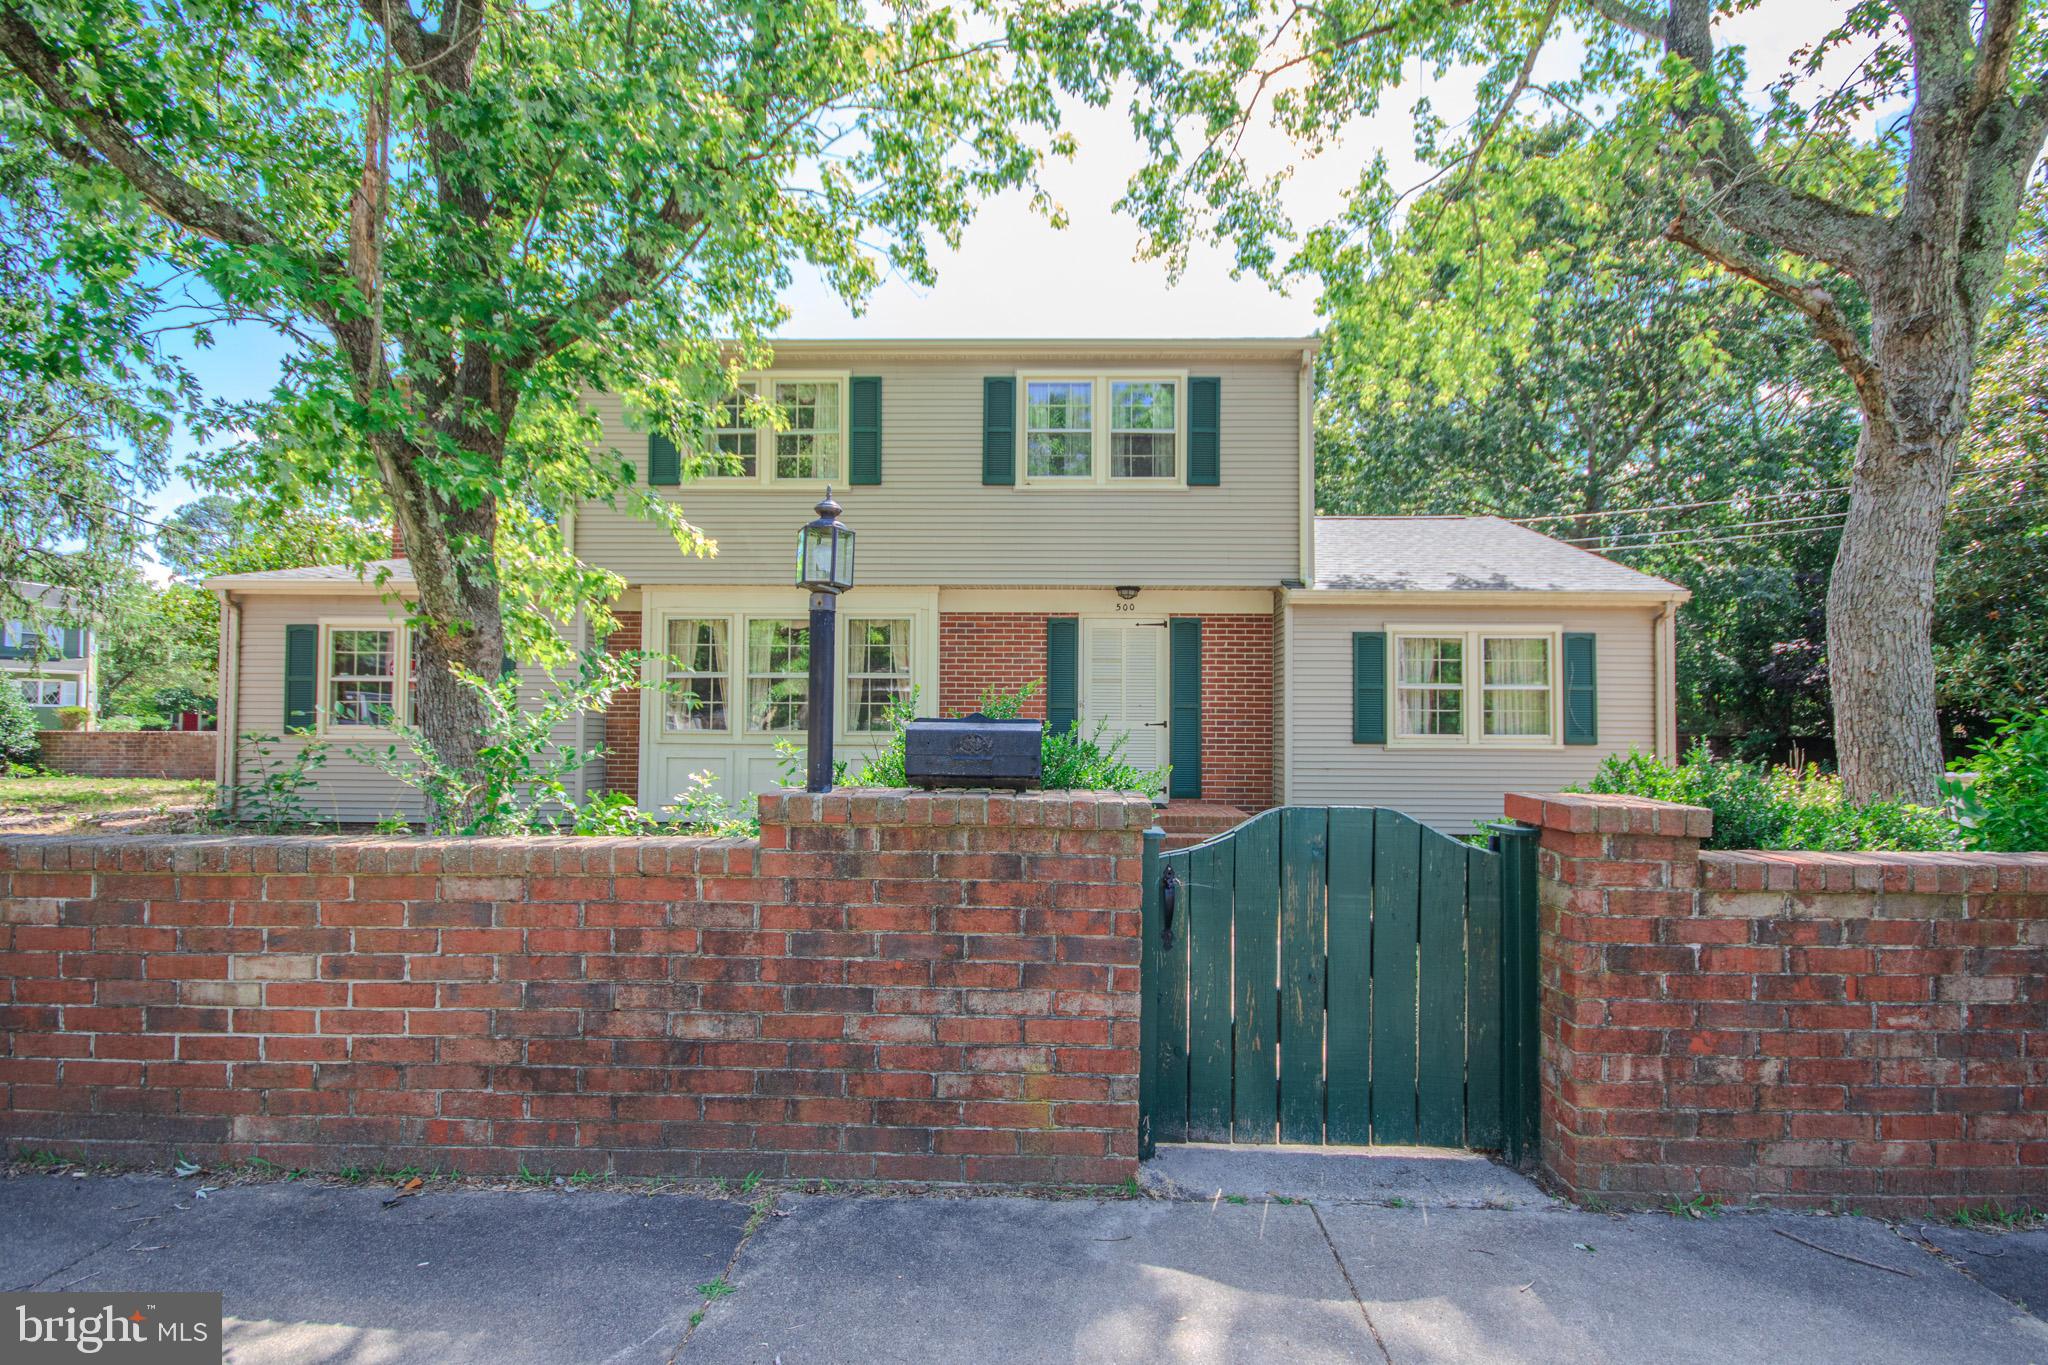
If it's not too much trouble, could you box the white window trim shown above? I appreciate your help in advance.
[1015,370,1189,489]
[659,616,735,736]
[643,593,938,750]
[742,615,812,736]
[841,614,915,736]
[686,371,852,490]
[1386,626,1565,750]
[316,619,410,739]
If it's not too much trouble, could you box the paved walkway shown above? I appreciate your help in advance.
[2,1157,2043,1364]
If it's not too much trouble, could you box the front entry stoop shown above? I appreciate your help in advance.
[1140,1143,1555,1209]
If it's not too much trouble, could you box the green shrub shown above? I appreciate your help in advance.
[836,681,1165,799]
[1946,712,2048,852]
[0,684,40,766]
[96,715,145,732]
[223,732,331,831]
[1576,743,1961,852]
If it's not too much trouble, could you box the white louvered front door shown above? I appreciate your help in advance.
[1081,618,1170,774]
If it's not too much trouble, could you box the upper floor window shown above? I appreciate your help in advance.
[1019,375,1182,486]
[685,375,845,487]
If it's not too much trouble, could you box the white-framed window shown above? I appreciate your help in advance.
[663,618,730,732]
[845,618,912,732]
[1481,636,1553,740]
[700,382,759,479]
[680,374,847,487]
[1390,628,1560,746]
[321,624,405,733]
[1109,380,1178,479]
[1017,374,1185,487]
[745,618,810,733]
[18,679,70,707]
[1395,635,1465,739]
[1025,379,1095,479]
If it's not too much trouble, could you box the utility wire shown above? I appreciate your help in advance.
[1574,490,2047,552]
[1593,494,2048,555]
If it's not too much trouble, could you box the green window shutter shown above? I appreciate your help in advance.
[849,376,882,485]
[648,431,681,486]
[1351,631,1387,744]
[501,652,517,680]
[983,377,1016,485]
[1045,617,1078,735]
[1188,377,1221,486]
[284,624,319,734]
[1169,617,1203,799]
[1564,632,1598,745]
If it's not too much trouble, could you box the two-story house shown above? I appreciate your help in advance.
[1,582,96,727]
[207,337,1687,832]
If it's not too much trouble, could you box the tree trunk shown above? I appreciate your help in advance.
[1825,282,1974,804]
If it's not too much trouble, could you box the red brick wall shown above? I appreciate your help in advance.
[36,731,217,781]
[1509,791,2048,1215]
[1190,614,1273,810]
[601,611,641,800]
[937,612,1274,809]
[0,789,1146,1185]
[938,613,1052,718]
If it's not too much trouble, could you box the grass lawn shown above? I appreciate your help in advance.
[0,775,216,833]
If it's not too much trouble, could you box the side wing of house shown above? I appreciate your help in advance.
[217,579,592,824]
[1,582,95,724]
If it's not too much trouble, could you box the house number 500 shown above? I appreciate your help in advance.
[1112,601,1136,613]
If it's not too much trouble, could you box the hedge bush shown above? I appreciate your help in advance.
[1947,711,2048,852]
[0,684,40,768]
[1575,743,1961,852]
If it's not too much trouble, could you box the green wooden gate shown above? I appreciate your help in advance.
[1138,807,1539,1159]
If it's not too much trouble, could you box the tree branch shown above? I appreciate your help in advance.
[1582,0,1667,43]
[0,10,296,257]
[1668,206,1884,417]
[1663,0,1890,279]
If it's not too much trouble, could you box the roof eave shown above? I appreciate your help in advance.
[1289,586,1692,607]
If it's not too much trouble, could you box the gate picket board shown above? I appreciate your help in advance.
[1142,805,1538,1155]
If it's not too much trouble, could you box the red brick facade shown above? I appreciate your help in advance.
[35,731,217,781]
[601,611,641,801]
[0,789,1148,1185]
[937,611,1274,810]
[1511,791,2048,1214]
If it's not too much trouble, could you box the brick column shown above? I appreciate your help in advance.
[601,611,641,800]
[1502,792,1712,1203]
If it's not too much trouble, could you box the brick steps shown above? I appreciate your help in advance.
[1154,800,1251,851]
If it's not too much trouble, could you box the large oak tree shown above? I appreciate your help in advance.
[2,0,1058,819]
[1043,0,2048,801]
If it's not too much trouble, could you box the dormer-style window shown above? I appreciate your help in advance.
[1017,374,1183,487]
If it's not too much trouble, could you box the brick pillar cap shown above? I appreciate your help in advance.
[1504,791,1712,840]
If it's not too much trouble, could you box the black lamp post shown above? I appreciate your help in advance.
[797,488,855,792]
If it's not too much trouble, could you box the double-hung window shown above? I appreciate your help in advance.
[326,626,402,730]
[687,376,845,486]
[845,618,912,732]
[663,619,730,732]
[1392,629,1558,745]
[746,619,810,733]
[1020,376,1182,486]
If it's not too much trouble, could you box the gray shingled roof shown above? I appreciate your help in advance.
[1313,517,1684,595]
[207,559,413,588]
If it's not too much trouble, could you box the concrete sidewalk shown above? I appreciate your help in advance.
[3,1164,2044,1364]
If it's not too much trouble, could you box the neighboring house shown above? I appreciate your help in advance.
[206,337,1687,831]
[1,582,96,727]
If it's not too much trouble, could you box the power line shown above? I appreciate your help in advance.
[1594,493,2048,555]
[1507,485,1849,525]
[1576,490,2047,553]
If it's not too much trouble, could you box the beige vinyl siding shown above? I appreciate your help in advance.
[228,593,586,824]
[573,349,1303,586]
[1287,601,1661,833]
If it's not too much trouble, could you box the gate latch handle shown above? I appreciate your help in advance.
[1159,865,1179,949]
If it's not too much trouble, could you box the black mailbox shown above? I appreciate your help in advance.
[903,713,1044,791]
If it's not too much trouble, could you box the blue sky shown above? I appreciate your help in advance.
[145,6,1861,555]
